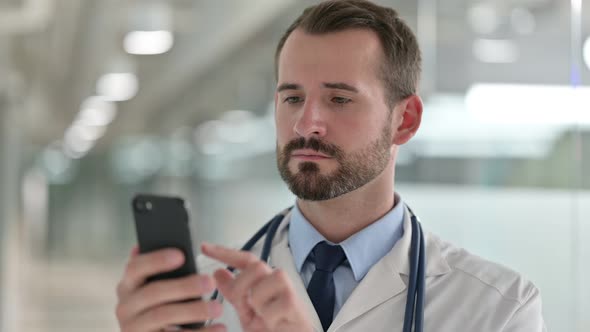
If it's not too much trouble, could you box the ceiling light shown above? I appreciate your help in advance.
[97,72,139,101]
[77,96,117,127]
[510,8,536,35]
[67,122,107,141]
[62,132,95,159]
[468,4,499,35]
[465,84,590,125]
[472,39,519,63]
[124,30,174,55]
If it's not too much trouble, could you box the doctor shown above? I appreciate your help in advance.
[115,1,546,331]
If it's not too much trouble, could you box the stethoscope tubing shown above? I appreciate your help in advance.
[210,204,425,332]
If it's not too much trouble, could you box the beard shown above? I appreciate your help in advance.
[276,124,392,201]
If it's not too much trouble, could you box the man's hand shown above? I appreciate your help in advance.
[201,243,314,332]
[115,246,226,332]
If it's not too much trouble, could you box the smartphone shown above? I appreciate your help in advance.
[131,193,204,329]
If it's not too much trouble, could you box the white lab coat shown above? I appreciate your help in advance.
[199,205,546,331]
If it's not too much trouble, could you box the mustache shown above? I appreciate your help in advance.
[283,137,342,158]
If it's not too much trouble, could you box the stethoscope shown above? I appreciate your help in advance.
[211,203,426,332]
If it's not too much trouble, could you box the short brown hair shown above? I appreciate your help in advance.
[275,0,422,107]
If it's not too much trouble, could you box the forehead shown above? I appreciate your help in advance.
[277,28,384,86]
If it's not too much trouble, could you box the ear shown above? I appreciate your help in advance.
[392,95,423,145]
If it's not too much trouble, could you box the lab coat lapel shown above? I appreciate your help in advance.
[328,207,413,331]
[268,212,324,332]
[329,205,452,331]
[393,206,452,279]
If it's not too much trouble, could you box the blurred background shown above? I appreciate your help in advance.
[0,0,588,331]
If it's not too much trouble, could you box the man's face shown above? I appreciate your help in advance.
[275,28,395,201]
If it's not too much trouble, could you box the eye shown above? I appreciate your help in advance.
[283,96,303,104]
[332,96,352,104]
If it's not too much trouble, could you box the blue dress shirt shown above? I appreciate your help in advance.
[288,196,405,317]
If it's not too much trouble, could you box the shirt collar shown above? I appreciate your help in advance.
[288,204,326,272]
[288,193,405,281]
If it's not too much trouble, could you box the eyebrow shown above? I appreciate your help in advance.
[276,83,301,92]
[323,82,359,93]
[276,82,359,93]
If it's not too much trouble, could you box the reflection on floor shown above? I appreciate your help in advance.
[3,231,121,332]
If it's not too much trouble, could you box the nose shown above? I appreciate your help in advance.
[293,99,327,138]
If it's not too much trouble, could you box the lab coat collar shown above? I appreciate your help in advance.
[268,204,452,332]
[269,210,325,332]
[329,204,451,331]
[390,204,452,278]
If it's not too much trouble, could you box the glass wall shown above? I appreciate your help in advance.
[0,0,588,331]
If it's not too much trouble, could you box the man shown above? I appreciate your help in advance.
[115,1,546,331]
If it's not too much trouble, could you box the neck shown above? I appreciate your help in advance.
[296,161,396,243]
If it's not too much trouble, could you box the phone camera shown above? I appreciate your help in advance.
[135,200,153,213]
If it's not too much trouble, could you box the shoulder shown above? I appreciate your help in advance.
[427,231,540,307]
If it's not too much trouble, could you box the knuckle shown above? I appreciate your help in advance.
[184,300,213,321]
[274,295,291,312]
[144,300,212,326]
[244,252,259,264]
[175,275,201,296]
[274,270,294,299]
[115,281,125,299]
[248,286,263,305]
[146,306,167,323]
[283,290,295,304]
[193,301,207,314]
[263,318,276,330]
[252,261,268,274]
[125,256,138,271]
[248,260,272,277]
[274,268,289,282]
[124,261,140,282]
[118,322,132,332]
[115,303,128,322]
[188,275,206,293]
[143,281,165,300]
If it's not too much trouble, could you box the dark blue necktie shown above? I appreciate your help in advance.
[306,241,346,331]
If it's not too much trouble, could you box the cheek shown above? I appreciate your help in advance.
[275,111,294,144]
[336,118,382,150]
[334,118,368,142]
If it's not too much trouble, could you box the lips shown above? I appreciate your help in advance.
[291,149,331,160]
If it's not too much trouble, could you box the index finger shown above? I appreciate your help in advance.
[201,242,259,270]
